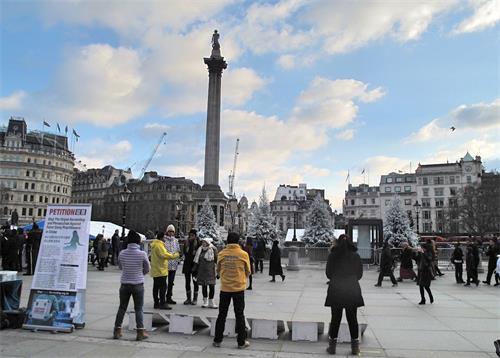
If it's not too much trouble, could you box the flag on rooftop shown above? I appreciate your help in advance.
[73,129,80,138]
[43,121,50,127]
[57,123,61,133]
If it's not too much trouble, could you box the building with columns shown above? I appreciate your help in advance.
[0,117,74,225]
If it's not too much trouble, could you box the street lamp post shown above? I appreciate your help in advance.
[413,200,421,235]
[292,211,298,241]
[120,184,132,238]
[175,199,183,238]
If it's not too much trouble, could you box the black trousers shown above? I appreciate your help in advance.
[184,273,199,293]
[153,276,167,304]
[419,285,433,302]
[166,270,176,299]
[25,244,34,274]
[485,265,496,284]
[377,271,397,285]
[214,291,246,346]
[454,263,463,283]
[466,267,478,284]
[329,307,358,340]
[202,284,215,299]
[255,259,263,273]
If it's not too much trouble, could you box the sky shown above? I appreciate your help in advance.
[1,0,499,211]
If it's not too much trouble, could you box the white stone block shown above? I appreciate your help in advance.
[287,321,324,342]
[251,319,278,339]
[127,311,153,331]
[168,314,194,335]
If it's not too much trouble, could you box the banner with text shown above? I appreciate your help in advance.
[23,204,91,332]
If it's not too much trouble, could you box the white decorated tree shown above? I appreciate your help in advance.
[383,196,418,247]
[302,195,335,247]
[248,187,278,245]
[196,197,220,245]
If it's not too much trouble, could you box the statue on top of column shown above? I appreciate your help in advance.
[211,30,221,58]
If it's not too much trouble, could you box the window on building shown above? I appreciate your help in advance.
[422,198,431,207]
[351,210,355,215]
[37,208,42,216]
[449,176,455,184]
[422,188,429,196]
[371,198,375,204]
[351,199,355,205]
[26,170,30,177]
[385,199,390,206]
[404,186,411,192]
[436,210,443,219]
[422,210,431,220]
[435,198,444,207]
[395,186,401,192]
[28,208,33,216]
[24,182,29,189]
[23,194,28,202]
[386,177,393,183]
[434,176,444,185]
[30,195,34,202]
[385,187,391,192]
[449,198,458,207]
[434,188,444,196]
[396,177,403,183]
[422,177,428,185]
[22,208,26,216]
[39,196,43,202]
[363,199,367,204]
[449,187,457,195]
[423,222,432,232]
[31,183,35,190]
[467,176,472,183]
[404,199,411,205]
[27,158,31,163]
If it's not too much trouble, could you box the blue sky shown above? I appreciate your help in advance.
[1,0,499,210]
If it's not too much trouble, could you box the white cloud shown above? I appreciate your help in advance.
[277,54,295,69]
[223,68,266,106]
[453,0,500,34]
[0,91,26,110]
[405,118,450,143]
[335,129,355,141]
[304,1,457,54]
[77,139,133,169]
[161,163,204,181]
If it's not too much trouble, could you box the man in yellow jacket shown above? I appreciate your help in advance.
[150,233,180,309]
[213,232,251,349]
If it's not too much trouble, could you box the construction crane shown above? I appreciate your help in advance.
[139,132,167,179]
[227,138,240,199]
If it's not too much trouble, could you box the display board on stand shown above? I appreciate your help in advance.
[23,204,91,333]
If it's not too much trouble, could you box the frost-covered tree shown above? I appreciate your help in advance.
[196,197,220,245]
[383,196,418,247]
[302,195,335,247]
[247,187,278,245]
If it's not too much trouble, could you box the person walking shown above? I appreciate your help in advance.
[375,241,397,287]
[213,232,251,349]
[398,243,416,282]
[164,225,181,305]
[430,239,444,277]
[483,238,499,285]
[243,237,255,289]
[269,241,285,282]
[182,229,200,305]
[92,235,99,266]
[253,237,265,273]
[465,242,480,286]
[97,235,109,271]
[416,243,434,304]
[113,231,150,341]
[111,229,121,266]
[451,243,465,284]
[325,234,364,355]
[194,238,218,308]
[150,232,179,309]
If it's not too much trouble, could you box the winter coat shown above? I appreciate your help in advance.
[485,245,499,269]
[451,247,464,264]
[416,251,433,287]
[164,236,181,271]
[97,239,109,259]
[254,239,266,260]
[400,247,414,269]
[380,247,394,275]
[269,244,283,276]
[150,239,179,278]
[195,247,218,285]
[182,238,199,275]
[111,233,120,253]
[325,245,364,309]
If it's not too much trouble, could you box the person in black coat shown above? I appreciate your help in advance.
[253,237,265,273]
[269,241,285,282]
[375,241,397,287]
[325,234,363,355]
[483,238,499,285]
[110,230,121,265]
[465,242,480,286]
[416,243,434,304]
[182,229,200,305]
[398,243,416,281]
[451,243,464,283]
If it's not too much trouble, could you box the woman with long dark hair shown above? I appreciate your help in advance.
[325,234,364,355]
[269,241,285,282]
[416,243,434,304]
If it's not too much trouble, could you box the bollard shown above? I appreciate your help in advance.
[287,246,300,271]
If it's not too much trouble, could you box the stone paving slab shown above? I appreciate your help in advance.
[0,264,498,357]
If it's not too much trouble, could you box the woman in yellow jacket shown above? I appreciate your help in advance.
[150,233,180,309]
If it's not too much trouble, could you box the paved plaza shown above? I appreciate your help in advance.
[1,263,498,358]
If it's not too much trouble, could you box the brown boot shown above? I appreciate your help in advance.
[136,328,149,341]
[326,338,336,354]
[351,338,360,355]
[113,327,122,339]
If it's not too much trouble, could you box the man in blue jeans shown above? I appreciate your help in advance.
[213,232,251,349]
[113,231,150,341]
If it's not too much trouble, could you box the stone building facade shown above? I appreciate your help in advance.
[0,117,74,225]
[343,184,381,221]
[379,173,417,226]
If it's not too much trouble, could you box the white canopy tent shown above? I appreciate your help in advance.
[284,229,345,242]
[89,221,146,241]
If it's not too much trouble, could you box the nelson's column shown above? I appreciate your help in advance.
[195,30,228,228]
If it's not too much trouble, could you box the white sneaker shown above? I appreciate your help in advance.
[202,297,208,308]
[208,299,218,309]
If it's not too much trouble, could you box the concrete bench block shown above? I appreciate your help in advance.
[209,317,250,337]
[337,323,368,343]
[287,321,324,342]
[127,311,154,331]
[168,314,194,335]
[250,319,285,340]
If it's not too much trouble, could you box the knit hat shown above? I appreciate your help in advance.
[166,224,175,233]
[201,237,213,244]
